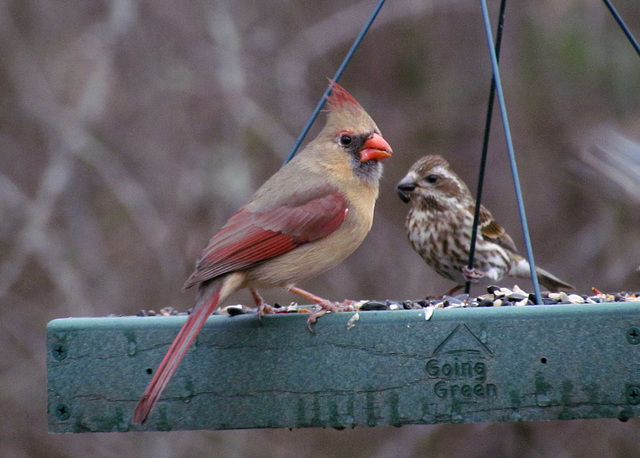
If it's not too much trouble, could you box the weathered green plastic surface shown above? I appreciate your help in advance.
[47,302,640,433]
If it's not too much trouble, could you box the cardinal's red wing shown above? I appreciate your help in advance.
[183,191,348,289]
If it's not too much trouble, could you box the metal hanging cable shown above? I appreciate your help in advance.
[602,0,640,57]
[465,0,507,296]
[282,0,387,166]
[281,0,639,303]
[478,0,543,304]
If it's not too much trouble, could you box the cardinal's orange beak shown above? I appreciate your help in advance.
[360,133,392,162]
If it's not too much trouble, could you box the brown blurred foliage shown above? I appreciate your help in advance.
[1,0,640,456]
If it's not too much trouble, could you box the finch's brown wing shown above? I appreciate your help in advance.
[471,204,518,253]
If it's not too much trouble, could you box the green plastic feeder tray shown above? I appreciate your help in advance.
[47,302,640,433]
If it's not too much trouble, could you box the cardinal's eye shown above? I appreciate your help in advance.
[339,135,352,147]
[427,174,438,183]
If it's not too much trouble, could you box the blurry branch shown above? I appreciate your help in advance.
[567,126,640,286]
[275,0,471,119]
[0,154,76,299]
[0,150,92,312]
[371,425,437,458]
[0,5,181,306]
[75,0,138,121]
[0,169,27,212]
[574,129,640,204]
[205,0,295,158]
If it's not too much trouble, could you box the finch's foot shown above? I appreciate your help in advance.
[462,266,484,283]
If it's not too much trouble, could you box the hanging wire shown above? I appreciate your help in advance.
[280,0,638,301]
[464,0,507,296]
[602,0,640,57]
[478,0,543,304]
[282,0,387,166]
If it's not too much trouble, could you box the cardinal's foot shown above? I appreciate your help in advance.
[256,302,278,322]
[250,288,278,322]
[306,300,356,332]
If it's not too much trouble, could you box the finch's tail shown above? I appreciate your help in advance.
[511,254,574,292]
[534,265,574,292]
[133,274,242,424]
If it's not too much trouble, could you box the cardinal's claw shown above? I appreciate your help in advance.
[306,309,327,333]
[256,302,278,322]
[251,288,278,322]
[305,300,356,333]
[340,299,358,308]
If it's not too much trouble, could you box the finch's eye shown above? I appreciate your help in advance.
[427,175,438,183]
[339,135,352,147]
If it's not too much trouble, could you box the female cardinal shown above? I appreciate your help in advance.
[133,81,392,424]
[396,155,573,294]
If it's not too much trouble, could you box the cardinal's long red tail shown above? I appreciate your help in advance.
[132,288,221,424]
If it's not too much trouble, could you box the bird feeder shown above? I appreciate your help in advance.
[47,0,640,433]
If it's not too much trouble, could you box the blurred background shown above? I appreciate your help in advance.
[2,0,640,456]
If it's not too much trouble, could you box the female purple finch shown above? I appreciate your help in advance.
[396,155,573,294]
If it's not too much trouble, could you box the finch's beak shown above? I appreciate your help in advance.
[396,177,416,203]
[360,133,392,162]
